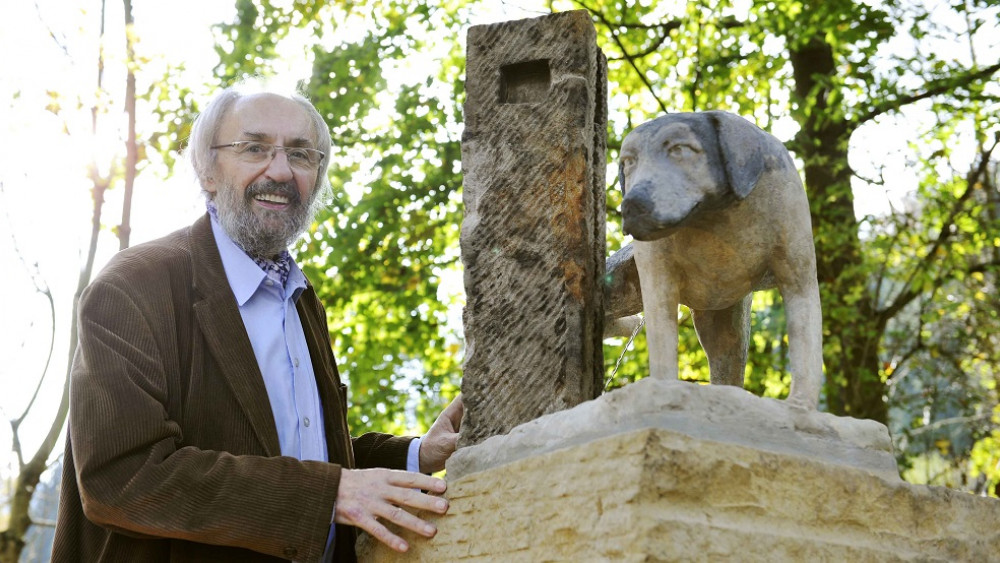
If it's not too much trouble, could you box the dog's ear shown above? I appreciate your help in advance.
[707,111,772,200]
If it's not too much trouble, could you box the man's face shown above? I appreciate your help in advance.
[205,93,322,259]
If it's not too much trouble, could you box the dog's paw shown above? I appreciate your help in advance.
[785,394,818,411]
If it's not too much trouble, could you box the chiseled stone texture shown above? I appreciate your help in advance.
[459,9,608,448]
[358,427,1000,562]
[358,380,999,561]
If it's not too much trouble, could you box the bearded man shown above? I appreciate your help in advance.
[52,83,463,562]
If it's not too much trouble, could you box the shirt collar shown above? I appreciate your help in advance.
[209,212,307,306]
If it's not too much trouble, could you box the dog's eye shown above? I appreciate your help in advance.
[667,144,695,158]
[620,156,637,174]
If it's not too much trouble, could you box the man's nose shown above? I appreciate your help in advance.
[264,148,295,182]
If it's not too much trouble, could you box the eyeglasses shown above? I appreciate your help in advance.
[211,141,326,170]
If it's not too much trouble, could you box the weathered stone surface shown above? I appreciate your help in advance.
[449,377,899,481]
[459,10,608,448]
[358,424,1000,562]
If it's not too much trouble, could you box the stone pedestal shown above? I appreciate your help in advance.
[358,380,1000,561]
[459,10,608,447]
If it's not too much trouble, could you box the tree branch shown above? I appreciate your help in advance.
[855,61,1000,125]
[969,259,1000,274]
[907,412,995,437]
[614,20,682,31]
[607,29,672,61]
[32,0,70,58]
[877,138,999,324]
[0,183,57,472]
[871,214,908,312]
[574,0,670,114]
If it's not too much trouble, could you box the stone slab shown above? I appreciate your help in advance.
[358,424,1000,562]
[459,10,608,448]
[449,377,900,481]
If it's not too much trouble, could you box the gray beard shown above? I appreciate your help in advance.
[213,179,318,260]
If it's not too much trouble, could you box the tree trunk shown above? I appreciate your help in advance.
[788,35,889,423]
[120,0,136,250]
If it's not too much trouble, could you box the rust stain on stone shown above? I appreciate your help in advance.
[545,151,589,301]
[546,151,587,233]
[561,260,586,302]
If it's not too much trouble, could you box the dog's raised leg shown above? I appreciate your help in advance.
[633,242,680,380]
[692,294,752,387]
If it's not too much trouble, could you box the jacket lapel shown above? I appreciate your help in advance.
[297,288,355,468]
[188,214,281,457]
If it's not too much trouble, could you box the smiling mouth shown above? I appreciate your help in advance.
[254,193,290,206]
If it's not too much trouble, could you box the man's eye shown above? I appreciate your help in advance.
[286,148,310,162]
[240,142,270,154]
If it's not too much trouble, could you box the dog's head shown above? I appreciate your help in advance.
[618,111,792,241]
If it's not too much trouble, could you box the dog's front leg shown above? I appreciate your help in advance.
[633,241,680,380]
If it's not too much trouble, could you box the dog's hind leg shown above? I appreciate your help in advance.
[692,294,752,387]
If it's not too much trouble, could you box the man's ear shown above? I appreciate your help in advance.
[706,110,767,200]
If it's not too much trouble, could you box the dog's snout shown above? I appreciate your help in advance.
[622,189,653,219]
[622,182,659,239]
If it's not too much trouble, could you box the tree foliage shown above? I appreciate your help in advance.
[208,0,999,495]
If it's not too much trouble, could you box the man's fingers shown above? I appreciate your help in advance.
[442,394,464,430]
[376,503,437,538]
[418,396,464,473]
[359,517,410,553]
[385,485,449,515]
[389,471,447,494]
[336,468,450,552]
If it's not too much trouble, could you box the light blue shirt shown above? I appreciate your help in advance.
[209,216,421,469]
[211,217,328,460]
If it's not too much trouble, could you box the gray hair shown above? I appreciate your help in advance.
[186,79,332,197]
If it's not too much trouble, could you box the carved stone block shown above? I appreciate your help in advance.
[359,381,1000,562]
[459,10,608,447]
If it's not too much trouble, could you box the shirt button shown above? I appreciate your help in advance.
[294,357,300,367]
[283,547,298,558]
[265,279,274,287]
[304,417,311,427]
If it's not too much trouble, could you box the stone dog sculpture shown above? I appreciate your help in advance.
[605,111,823,409]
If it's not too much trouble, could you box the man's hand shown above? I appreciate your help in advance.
[335,468,449,553]
[419,394,464,473]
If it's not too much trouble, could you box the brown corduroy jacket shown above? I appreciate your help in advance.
[52,214,412,562]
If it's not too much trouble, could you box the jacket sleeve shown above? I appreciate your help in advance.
[70,278,339,561]
[351,433,414,470]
